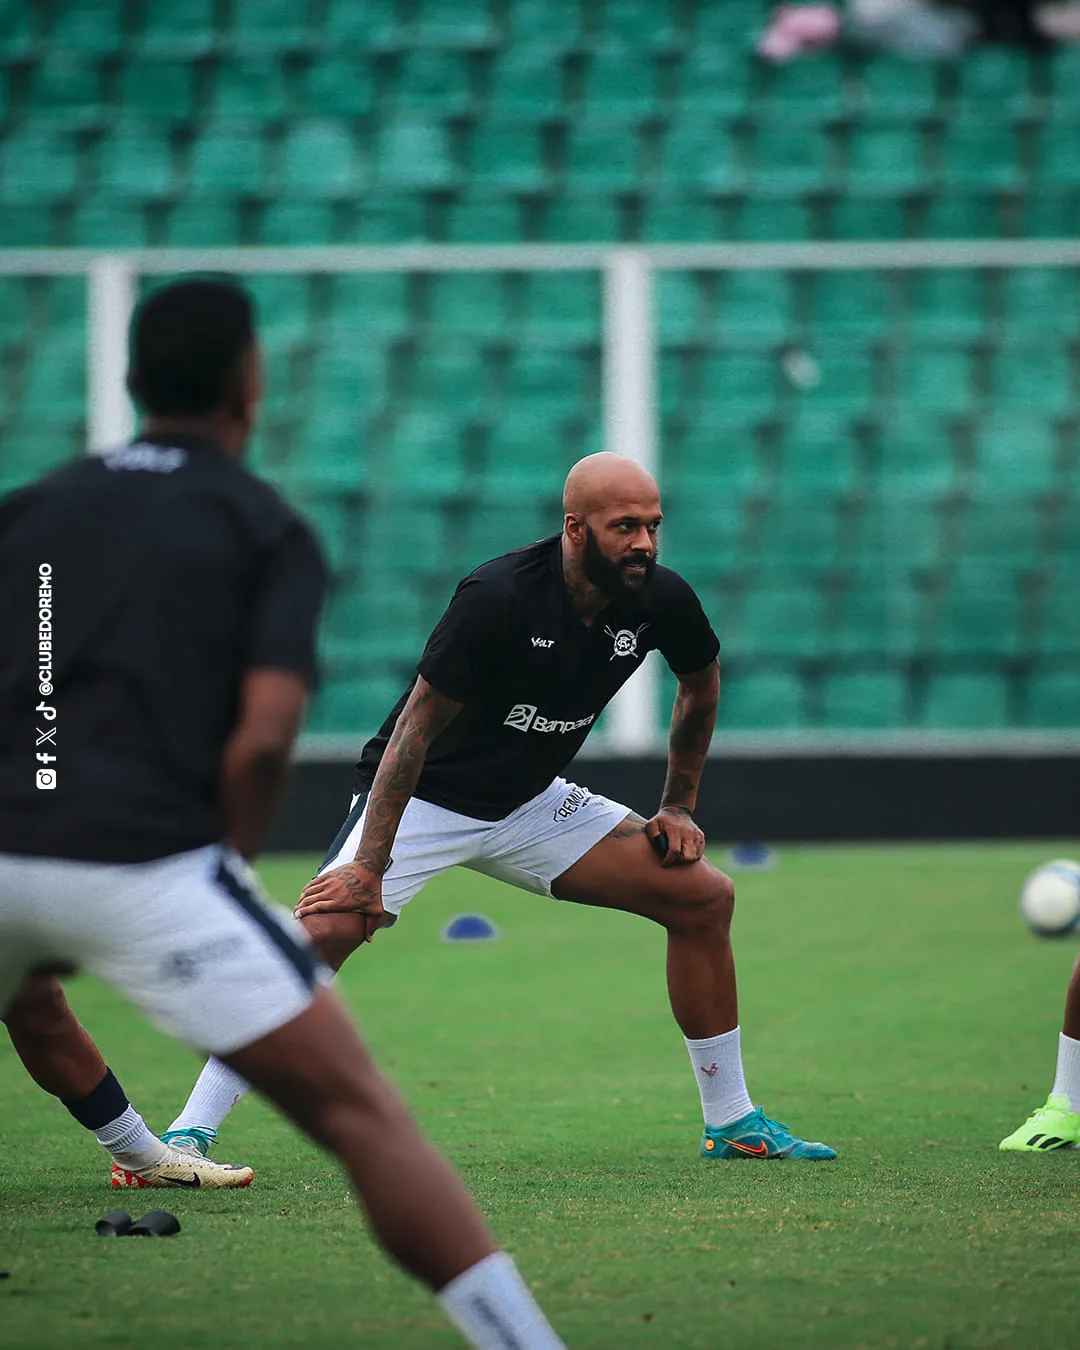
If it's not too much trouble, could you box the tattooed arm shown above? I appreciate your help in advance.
[292,676,462,933]
[645,659,719,866]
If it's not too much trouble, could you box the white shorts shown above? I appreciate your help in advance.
[318,776,631,915]
[0,843,320,1055]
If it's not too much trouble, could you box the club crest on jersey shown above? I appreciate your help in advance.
[604,623,649,660]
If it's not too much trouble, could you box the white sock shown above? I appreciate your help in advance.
[685,1026,755,1128]
[95,1106,168,1170]
[1051,1033,1080,1113]
[438,1252,567,1350]
[168,1057,249,1134]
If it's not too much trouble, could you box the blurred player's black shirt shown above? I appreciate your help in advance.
[355,535,720,820]
[0,435,326,862]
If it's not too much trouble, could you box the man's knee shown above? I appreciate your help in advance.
[299,912,366,972]
[666,865,735,936]
[1,976,72,1037]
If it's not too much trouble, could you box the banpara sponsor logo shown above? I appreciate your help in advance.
[503,704,597,735]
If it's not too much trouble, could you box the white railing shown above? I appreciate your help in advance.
[4,239,1080,757]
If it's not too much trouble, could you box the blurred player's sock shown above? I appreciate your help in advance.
[168,1056,249,1134]
[1051,1033,1080,1112]
[685,1026,755,1128]
[62,1067,167,1169]
[438,1251,567,1350]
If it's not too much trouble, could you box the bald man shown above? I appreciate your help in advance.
[164,453,836,1164]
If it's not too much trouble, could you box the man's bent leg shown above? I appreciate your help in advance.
[1000,951,1080,1151]
[222,986,567,1347]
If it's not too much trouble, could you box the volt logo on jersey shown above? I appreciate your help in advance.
[503,704,597,735]
[604,623,649,660]
[530,637,555,648]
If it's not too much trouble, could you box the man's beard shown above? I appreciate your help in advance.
[582,525,657,603]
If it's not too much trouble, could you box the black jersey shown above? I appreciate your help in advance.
[355,535,719,820]
[0,435,326,863]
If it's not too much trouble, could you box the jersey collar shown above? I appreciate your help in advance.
[133,431,228,457]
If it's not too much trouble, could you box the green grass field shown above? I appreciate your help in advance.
[4,844,1080,1349]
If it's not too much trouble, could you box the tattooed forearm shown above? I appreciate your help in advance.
[353,677,462,873]
[661,661,719,813]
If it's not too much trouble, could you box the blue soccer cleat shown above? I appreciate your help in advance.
[701,1106,837,1161]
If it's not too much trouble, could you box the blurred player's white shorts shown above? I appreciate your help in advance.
[318,776,630,916]
[0,843,320,1054]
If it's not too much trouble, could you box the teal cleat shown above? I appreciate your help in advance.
[701,1106,837,1161]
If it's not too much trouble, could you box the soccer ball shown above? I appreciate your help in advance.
[1019,860,1080,938]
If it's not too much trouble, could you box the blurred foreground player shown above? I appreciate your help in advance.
[0,278,569,1350]
[173,451,836,1163]
[1000,965,1080,1151]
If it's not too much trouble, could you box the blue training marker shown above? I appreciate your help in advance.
[726,843,778,871]
[442,913,500,942]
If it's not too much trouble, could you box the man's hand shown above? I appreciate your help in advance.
[293,862,388,943]
[646,805,705,867]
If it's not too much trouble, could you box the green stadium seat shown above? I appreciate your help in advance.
[1003,268,1080,334]
[326,273,410,339]
[511,0,585,44]
[1039,567,1080,655]
[324,591,426,663]
[971,414,1058,492]
[582,46,660,117]
[757,492,843,569]
[187,120,267,194]
[892,342,975,415]
[761,54,844,121]
[470,119,550,191]
[486,45,565,119]
[230,0,310,51]
[428,271,510,339]
[876,412,958,493]
[394,50,474,115]
[905,268,987,340]
[520,271,600,345]
[483,421,571,497]
[955,493,1042,566]
[309,346,389,414]
[373,118,455,189]
[656,271,707,343]
[413,0,498,48]
[715,670,804,730]
[936,565,1022,657]
[288,413,370,493]
[1027,670,1080,727]
[857,59,938,118]
[0,278,31,345]
[458,498,557,570]
[279,121,365,199]
[731,196,813,242]
[138,0,217,55]
[732,579,825,658]
[943,115,1023,191]
[307,674,407,736]
[502,347,588,423]
[256,199,334,244]
[677,48,752,117]
[247,274,314,342]
[778,411,859,491]
[355,192,428,242]
[821,670,907,728]
[847,121,926,192]
[673,421,764,493]
[990,340,1072,415]
[713,270,793,343]
[0,126,79,203]
[835,575,919,658]
[544,193,623,241]
[98,119,177,200]
[954,47,1037,117]
[208,56,290,119]
[69,199,148,246]
[800,340,876,415]
[17,330,85,425]
[565,118,643,191]
[600,0,684,48]
[298,55,376,117]
[699,350,777,417]
[118,58,196,121]
[447,191,523,242]
[1049,48,1080,116]
[827,194,908,241]
[920,672,1009,728]
[808,271,892,336]
[378,411,468,495]
[920,189,1002,239]
[658,119,740,192]
[411,348,489,419]
[660,494,747,574]
[49,0,125,53]
[27,54,105,125]
[0,1,35,57]
[749,114,833,194]
[857,492,944,570]
[1018,187,1078,238]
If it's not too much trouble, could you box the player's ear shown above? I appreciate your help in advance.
[564,512,585,545]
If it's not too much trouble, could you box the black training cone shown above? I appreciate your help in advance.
[129,1210,180,1237]
[94,1209,133,1237]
